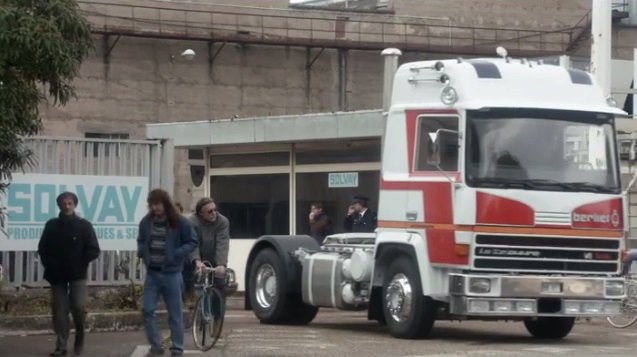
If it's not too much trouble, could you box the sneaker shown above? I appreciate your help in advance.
[170,353,183,357]
[49,350,67,357]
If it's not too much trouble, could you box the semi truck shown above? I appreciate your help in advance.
[243,48,633,339]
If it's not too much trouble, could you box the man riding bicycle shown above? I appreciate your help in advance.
[188,198,230,317]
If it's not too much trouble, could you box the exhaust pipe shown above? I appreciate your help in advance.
[381,48,402,112]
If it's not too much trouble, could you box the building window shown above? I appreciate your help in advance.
[296,171,379,237]
[415,116,459,172]
[295,140,380,165]
[84,132,130,157]
[211,174,290,238]
[210,152,289,169]
[289,0,393,12]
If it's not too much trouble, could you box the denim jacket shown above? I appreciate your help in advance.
[136,215,198,274]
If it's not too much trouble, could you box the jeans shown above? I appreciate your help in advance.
[142,270,184,354]
[51,280,87,352]
[622,249,637,276]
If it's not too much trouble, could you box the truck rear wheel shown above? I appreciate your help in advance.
[382,256,435,339]
[248,248,318,325]
[523,317,575,339]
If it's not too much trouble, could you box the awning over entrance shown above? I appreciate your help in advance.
[145,110,384,147]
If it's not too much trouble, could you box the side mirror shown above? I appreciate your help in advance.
[630,140,636,162]
[427,128,459,167]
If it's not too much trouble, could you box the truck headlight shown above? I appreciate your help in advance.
[468,299,490,313]
[469,278,491,294]
[605,281,625,297]
[583,302,603,313]
[515,301,535,313]
[564,301,581,314]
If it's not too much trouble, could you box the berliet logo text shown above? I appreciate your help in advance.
[572,209,620,227]
[477,248,541,257]
[572,213,610,223]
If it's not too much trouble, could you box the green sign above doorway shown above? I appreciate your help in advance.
[328,172,359,188]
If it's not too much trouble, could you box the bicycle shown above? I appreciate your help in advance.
[606,274,637,328]
[191,261,225,351]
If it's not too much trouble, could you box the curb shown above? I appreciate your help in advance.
[0,296,245,336]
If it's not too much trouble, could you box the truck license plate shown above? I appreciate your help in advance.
[542,282,563,294]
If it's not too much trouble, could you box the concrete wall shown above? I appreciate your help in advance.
[180,0,591,29]
[40,35,388,209]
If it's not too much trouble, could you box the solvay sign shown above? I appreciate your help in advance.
[0,173,149,251]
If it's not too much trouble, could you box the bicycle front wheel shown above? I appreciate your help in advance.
[607,277,637,328]
[192,288,225,351]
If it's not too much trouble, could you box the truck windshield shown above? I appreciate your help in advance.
[465,108,620,194]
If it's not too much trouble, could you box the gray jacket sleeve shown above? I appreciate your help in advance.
[214,216,230,266]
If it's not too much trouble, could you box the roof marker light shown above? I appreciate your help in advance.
[441,86,458,105]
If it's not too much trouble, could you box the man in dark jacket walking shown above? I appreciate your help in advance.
[37,192,101,356]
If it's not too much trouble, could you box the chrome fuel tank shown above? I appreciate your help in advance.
[300,252,366,310]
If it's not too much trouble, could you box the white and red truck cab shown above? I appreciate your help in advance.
[244,48,631,340]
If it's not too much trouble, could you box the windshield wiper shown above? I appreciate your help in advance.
[519,179,572,190]
[562,182,618,193]
[471,177,534,189]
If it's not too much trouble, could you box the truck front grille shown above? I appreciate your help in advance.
[473,234,621,274]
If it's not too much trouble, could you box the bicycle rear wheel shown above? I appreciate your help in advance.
[192,288,225,351]
[607,277,637,328]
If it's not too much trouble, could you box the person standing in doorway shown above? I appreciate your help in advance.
[309,202,332,244]
[344,196,377,233]
[137,189,198,357]
[37,192,101,356]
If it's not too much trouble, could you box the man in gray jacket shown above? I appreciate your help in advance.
[188,198,230,298]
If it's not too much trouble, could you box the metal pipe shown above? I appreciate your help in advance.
[591,0,612,97]
[381,48,402,112]
[338,49,349,111]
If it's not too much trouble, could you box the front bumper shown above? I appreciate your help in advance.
[449,273,625,317]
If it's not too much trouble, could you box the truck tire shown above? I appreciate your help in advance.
[382,256,435,339]
[248,248,318,325]
[523,317,575,339]
[285,297,319,325]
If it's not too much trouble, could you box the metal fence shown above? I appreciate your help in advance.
[1,136,168,288]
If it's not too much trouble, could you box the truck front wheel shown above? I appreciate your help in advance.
[382,256,435,339]
[523,317,575,339]
[248,248,318,325]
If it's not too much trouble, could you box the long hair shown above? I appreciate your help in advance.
[147,189,181,228]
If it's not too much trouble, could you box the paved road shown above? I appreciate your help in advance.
[1,310,636,356]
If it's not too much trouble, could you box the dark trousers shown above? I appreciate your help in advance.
[51,280,87,351]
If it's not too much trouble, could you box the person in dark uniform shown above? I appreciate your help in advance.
[344,196,377,233]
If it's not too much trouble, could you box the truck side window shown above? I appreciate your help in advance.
[415,116,459,172]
